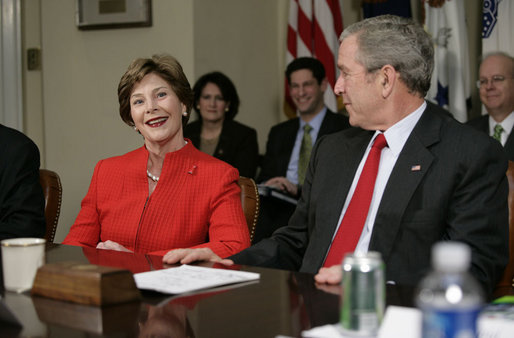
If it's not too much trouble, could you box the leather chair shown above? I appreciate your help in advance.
[39,169,62,243]
[493,161,514,298]
[237,176,260,243]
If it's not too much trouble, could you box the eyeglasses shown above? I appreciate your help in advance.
[476,75,512,89]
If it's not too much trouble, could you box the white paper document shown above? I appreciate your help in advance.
[134,264,260,294]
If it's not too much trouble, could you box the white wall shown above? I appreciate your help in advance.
[22,0,45,160]
[193,0,285,151]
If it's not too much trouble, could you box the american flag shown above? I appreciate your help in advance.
[285,0,343,118]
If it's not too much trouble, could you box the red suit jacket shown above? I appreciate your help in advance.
[63,142,250,257]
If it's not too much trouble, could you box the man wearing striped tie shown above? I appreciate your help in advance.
[467,52,514,160]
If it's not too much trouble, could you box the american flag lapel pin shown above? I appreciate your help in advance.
[411,164,421,172]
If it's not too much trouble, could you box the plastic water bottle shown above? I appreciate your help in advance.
[416,241,484,338]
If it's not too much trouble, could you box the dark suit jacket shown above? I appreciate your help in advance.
[467,114,514,161]
[232,102,509,296]
[0,124,45,240]
[184,119,259,178]
[257,110,350,183]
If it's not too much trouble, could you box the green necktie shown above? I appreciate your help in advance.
[493,124,504,143]
[298,124,313,185]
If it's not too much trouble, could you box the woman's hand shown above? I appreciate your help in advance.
[96,240,132,252]
[163,247,233,265]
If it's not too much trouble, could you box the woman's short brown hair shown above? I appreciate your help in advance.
[118,54,193,127]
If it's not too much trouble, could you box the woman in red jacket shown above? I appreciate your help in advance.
[63,54,250,262]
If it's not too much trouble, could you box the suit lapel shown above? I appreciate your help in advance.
[324,131,372,235]
[478,115,489,134]
[285,119,300,149]
[319,109,335,136]
[503,125,514,159]
[303,130,373,270]
[370,106,441,262]
[278,119,300,175]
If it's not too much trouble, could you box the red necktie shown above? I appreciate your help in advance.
[323,133,388,267]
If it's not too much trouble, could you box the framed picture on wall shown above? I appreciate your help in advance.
[76,0,152,30]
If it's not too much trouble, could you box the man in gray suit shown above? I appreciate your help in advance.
[165,15,508,298]
[467,52,514,160]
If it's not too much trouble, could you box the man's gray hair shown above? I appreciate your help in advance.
[340,15,434,97]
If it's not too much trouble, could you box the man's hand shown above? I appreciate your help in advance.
[314,265,342,284]
[314,265,343,295]
[96,240,133,252]
[264,177,298,196]
[163,247,235,265]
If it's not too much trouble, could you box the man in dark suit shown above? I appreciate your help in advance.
[467,52,514,160]
[166,16,508,298]
[0,124,45,240]
[254,57,350,242]
[258,57,350,194]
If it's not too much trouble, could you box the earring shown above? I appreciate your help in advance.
[225,107,229,112]
[183,111,188,116]
[133,126,138,131]
[196,105,200,110]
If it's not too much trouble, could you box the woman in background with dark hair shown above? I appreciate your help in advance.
[184,71,259,178]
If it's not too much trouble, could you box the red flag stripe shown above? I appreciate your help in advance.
[287,26,297,57]
[287,0,298,57]
[313,21,337,87]
[297,2,313,54]
[328,0,343,35]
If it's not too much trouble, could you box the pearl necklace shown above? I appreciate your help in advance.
[146,170,159,182]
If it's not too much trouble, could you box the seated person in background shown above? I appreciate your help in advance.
[184,71,259,178]
[258,57,350,196]
[253,57,350,242]
[467,52,514,160]
[63,54,250,261]
[0,124,45,240]
[177,15,509,299]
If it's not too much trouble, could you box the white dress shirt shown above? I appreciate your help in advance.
[488,111,514,146]
[326,101,427,257]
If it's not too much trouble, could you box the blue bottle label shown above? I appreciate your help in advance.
[422,307,481,338]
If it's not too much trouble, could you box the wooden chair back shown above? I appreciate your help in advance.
[237,176,260,243]
[39,169,62,243]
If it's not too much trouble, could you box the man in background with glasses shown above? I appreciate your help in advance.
[468,52,514,160]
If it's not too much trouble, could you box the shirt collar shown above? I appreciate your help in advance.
[299,106,327,131]
[372,101,427,156]
[489,111,514,135]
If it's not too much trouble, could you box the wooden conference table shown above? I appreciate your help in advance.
[0,244,414,337]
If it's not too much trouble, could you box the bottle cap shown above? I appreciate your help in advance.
[432,241,471,272]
